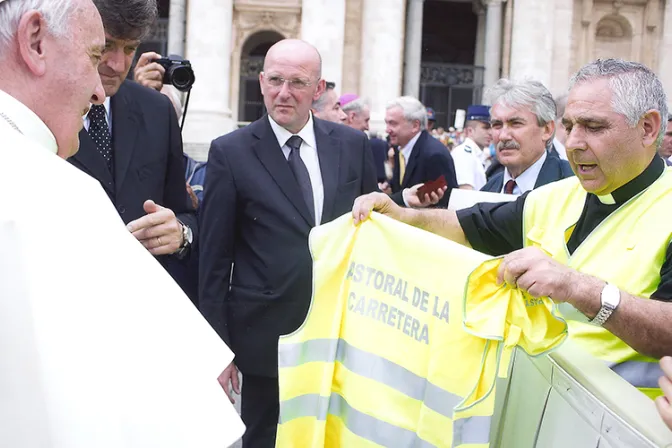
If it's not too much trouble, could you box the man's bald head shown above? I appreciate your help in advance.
[264,39,322,79]
[260,38,326,134]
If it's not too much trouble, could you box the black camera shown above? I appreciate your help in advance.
[154,55,195,92]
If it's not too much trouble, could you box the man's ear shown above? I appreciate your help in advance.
[541,119,555,144]
[313,79,326,102]
[16,10,50,77]
[640,109,662,149]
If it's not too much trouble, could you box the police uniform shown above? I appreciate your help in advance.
[451,106,490,190]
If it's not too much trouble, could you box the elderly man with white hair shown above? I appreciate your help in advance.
[0,0,243,446]
[385,95,458,208]
[341,95,371,132]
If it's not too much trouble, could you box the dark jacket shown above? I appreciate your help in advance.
[199,115,378,377]
[70,81,198,302]
[390,130,458,207]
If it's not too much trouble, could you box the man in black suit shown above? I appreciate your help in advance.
[386,96,458,207]
[199,39,377,447]
[480,79,573,195]
[69,0,196,285]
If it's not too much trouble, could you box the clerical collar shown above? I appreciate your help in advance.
[595,156,665,205]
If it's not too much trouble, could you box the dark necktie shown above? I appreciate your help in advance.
[286,135,315,225]
[87,104,113,171]
[504,179,517,195]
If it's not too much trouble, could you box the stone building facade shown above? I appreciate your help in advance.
[150,0,672,159]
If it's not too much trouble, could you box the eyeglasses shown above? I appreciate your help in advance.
[263,73,314,91]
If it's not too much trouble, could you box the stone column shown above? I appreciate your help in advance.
[474,6,486,67]
[167,0,186,57]
[360,0,405,134]
[483,0,504,94]
[402,0,424,97]
[182,0,234,161]
[549,0,574,95]
[509,0,555,88]
[301,0,346,91]
[660,0,672,101]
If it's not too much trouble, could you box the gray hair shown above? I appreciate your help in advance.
[0,0,77,55]
[342,98,368,115]
[386,96,427,129]
[485,78,556,148]
[554,94,567,120]
[570,58,668,149]
[311,82,334,112]
[93,0,157,41]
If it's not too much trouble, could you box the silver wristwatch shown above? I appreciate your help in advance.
[589,283,621,326]
[174,220,193,257]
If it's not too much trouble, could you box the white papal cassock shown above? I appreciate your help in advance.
[0,89,244,447]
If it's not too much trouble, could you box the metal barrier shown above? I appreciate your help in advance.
[490,342,672,447]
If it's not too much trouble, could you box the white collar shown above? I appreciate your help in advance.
[401,131,422,160]
[502,150,547,194]
[268,113,317,150]
[0,89,58,154]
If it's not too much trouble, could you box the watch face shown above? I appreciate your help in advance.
[602,284,621,308]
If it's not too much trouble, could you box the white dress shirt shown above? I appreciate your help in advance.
[82,97,112,132]
[268,114,325,225]
[501,150,547,196]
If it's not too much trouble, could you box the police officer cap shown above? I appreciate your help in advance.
[426,107,436,121]
[466,105,490,122]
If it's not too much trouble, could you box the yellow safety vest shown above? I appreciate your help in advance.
[277,213,568,447]
[523,169,672,398]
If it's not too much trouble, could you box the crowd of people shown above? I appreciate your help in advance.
[3,0,672,446]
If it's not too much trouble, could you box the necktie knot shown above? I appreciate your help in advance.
[504,179,517,195]
[88,104,107,121]
[286,135,303,152]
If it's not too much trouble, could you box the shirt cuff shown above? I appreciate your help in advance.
[402,189,411,208]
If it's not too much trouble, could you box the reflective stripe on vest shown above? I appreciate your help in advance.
[277,214,568,447]
[278,337,491,446]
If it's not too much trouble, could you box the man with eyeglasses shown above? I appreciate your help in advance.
[199,38,378,447]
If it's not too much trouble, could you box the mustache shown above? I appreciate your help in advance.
[497,140,520,150]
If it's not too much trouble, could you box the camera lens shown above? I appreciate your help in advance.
[167,65,195,92]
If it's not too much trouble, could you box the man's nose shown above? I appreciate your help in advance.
[105,49,126,73]
[564,127,586,153]
[277,81,292,98]
[90,77,106,105]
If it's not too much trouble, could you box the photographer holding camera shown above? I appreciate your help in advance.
[68,0,199,303]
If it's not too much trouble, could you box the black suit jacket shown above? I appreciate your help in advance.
[390,130,458,207]
[199,115,378,377]
[480,153,574,193]
[369,136,388,182]
[70,81,197,296]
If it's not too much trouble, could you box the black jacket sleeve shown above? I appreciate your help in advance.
[198,140,237,344]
